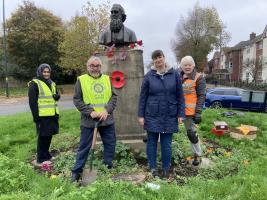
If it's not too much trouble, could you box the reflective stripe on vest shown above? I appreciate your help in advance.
[31,79,59,116]
[182,73,201,115]
[78,74,112,113]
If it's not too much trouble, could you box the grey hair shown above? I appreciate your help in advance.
[86,56,102,67]
[111,4,126,22]
[180,56,195,67]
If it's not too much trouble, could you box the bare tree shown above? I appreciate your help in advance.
[172,3,230,71]
[242,58,262,85]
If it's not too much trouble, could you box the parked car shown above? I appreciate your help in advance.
[205,87,267,112]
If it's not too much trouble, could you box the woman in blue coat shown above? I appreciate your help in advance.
[138,50,185,178]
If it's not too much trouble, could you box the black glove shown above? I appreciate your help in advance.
[194,113,202,124]
[53,94,60,101]
[34,116,40,123]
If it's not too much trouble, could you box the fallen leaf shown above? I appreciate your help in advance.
[243,160,249,166]
[186,156,192,161]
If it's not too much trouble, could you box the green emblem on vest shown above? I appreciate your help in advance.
[94,83,104,93]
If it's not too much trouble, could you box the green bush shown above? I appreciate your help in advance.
[0,154,29,194]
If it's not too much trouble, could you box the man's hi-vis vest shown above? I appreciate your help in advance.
[182,73,201,116]
[78,74,112,113]
[30,79,59,116]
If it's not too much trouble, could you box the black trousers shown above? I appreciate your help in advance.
[37,135,52,163]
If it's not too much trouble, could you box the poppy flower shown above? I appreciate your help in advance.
[41,161,52,171]
[137,40,143,46]
[106,44,116,58]
[129,43,136,49]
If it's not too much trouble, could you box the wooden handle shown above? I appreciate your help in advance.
[91,127,98,150]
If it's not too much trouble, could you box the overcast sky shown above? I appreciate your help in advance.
[2,0,267,67]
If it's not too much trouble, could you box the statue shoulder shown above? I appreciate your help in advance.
[99,29,111,44]
[124,26,134,34]
[124,26,137,40]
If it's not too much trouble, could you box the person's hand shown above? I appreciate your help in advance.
[34,116,40,123]
[138,117,144,126]
[52,94,60,101]
[178,117,184,124]
[194,113,202,124]
[90,111,99,119]
[99,110,109,121]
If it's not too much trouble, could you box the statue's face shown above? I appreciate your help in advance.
[110,6,123,33]
[111,7,122,20]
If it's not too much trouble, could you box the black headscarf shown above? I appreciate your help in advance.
[36,63,52,85]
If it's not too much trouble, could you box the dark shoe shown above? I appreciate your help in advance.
[150,169,159,178]
[103,162,113,169]
[162,170,169,179]
[143,137,148,143]
[71,173,81,182]
[192,155,202,166]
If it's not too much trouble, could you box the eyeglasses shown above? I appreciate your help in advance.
[111,10,119,14]
[89,64,101,68]
[43,70,51,74]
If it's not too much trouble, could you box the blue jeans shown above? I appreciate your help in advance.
[72,124,116,174]
[146,132,173,171]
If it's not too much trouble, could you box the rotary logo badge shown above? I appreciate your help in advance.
[93,83,104,93]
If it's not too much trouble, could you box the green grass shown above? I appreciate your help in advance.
[0,109,267,199]
[0,87,28,98]
[0,84,74,98]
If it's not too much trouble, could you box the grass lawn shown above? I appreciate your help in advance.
[0,85,74,98]
[0,109,267,199]
[0,87,29,98]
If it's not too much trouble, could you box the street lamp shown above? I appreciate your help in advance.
[2,0,9,97]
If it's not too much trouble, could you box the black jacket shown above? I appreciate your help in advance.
[28,79,60,136]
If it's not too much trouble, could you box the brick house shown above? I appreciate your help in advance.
[209,25,267,83]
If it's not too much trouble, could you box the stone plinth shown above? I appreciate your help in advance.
[96,49,145,139]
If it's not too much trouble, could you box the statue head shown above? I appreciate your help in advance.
[99,3,137,46]
[110,4,126,33]
[111,4,126,22]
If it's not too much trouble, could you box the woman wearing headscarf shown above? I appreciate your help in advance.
[28,63,60,165]
[138,50,185,179]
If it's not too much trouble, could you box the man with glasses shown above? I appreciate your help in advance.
[99,3,137,47]
[71,56,118,182]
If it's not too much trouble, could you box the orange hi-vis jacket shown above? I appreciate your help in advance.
[182,73,201,116]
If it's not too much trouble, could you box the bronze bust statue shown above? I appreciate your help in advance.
[99,4,137,47]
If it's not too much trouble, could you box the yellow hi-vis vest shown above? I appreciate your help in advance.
[78,74,112,113]
[30,79,59,116]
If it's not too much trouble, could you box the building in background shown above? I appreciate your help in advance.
[208,25,267,84]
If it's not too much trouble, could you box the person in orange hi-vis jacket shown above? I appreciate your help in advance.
[180,56,206,166]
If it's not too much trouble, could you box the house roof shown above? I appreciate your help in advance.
[229,25,267,51]
[231,32,264,51]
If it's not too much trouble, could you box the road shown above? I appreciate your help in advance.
[0,95,75,116]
